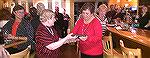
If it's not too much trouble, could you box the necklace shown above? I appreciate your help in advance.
[82,24,90,35]
[46,27,54,36]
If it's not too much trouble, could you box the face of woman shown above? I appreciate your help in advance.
[99,7,107,15]
[45,16,56,27]
[82,9,93,20]
[14,9,25,19]
[142,6,148,13]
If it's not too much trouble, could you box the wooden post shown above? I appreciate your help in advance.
[137,0,139,16]
[95,0,99,13]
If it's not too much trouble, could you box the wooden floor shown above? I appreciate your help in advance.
[30,44,79,58]
[60,44,79,58]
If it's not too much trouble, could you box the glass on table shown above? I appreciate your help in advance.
[130,27,137,37]
[123,23,130,31]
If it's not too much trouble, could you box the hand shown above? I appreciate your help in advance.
[4,34,14,39]
[145,20,150,28]
[64,33,78,44]
[66,39,77,44]
[65,33,77,40]
[79,36,88,41]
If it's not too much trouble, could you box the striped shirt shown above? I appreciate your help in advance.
[95,14,108,36]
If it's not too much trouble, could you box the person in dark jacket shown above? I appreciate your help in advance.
[29,7,40,33]
[136,5,150,30]
[62,8,70,37]
[2,5,35,54]
[54,6,64,38]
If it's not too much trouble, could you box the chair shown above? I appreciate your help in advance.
[102,32,122,58]
[76,42,81,58]
[9,45,31,58]
[120,40,142,58]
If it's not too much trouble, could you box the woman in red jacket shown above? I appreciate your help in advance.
[72,3,103,58]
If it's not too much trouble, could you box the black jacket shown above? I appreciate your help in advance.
[3,17,35,51]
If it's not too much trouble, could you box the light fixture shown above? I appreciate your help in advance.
[128,0,132,2]
[125,4,129,7]
[117,0,120,2]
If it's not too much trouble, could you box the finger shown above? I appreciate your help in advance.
[72,36,78,38]
[76,39,80,41]
[69,33,73,35]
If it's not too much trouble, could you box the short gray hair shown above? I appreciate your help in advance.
[40,9,55,22]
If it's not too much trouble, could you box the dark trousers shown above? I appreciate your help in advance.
[81,53,103,58]
[62,26,68,37]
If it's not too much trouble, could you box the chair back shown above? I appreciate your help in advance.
[102,32,113,55]
[102,33,122,58]
[120,40,141,58]
[9,45,31,58]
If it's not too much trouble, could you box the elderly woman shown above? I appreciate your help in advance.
[35,9,76,58]
[72,3,103,58]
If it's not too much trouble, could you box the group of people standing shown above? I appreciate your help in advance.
[1,2,104,58]
[1,2,150,58]
[34,2,104,58]
[1,2,71,58]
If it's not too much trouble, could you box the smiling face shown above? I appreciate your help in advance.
[98,4,107,15]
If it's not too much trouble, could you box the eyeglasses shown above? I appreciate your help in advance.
[82,12,90,16]
[16,11,24,14]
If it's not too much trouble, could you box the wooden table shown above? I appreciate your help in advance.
[4,40,26,48]
[107,27,150,58]
[0,32,27,49]
[107,27,150,48]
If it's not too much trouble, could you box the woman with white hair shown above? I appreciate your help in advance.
[35,9,76,58]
